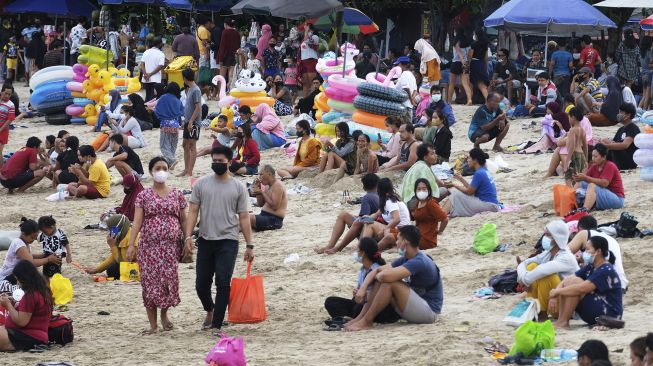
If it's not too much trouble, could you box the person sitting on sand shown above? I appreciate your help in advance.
[66,145,110,200]
[37,215,73,278]
[229,123,260,176]
[277,120,321,180]
[197,114,231,158]
[250,165,287,231]
[323,237,399,327]
[411,178,448,249]
[99,105,146,152]
[468,93,509,152]
[105,134,145,177]
[54,136,82,185]
[443,148,500,217]
[544,108,593,178]
[517,220,579,321]
[562,107,588,184]
[421,109,452,164]
[601,103,640,170]
[571,67,604,115]
[0,260,52,352]
[319,122,356,178]
[360,178,412,251]
[0,218,60,294]
[573,143,624,211]
[587,76,622,127]
[83,214,138,279]
[251,103,286,150]
[375,116,402,166]
[577,340,611,366]
[344,225,443,331]
[401,143,448,206]
[0,137,48,193]
[115,172,145,222]
[548,236,622,329]
[354,134,378,175]
[566,215,628,290]
[315,173,380,254]
[379,123,419,172]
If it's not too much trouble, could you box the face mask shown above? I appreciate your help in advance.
[275,81,284,87]
[354,252,362,264]
[431,94,442,103]
[541,236,552,251]
[398,247,406,257]
[296,130,305,138]
[573,53,580,60]
[582,251,595,264]
[616,114,625,123]
[363,50,371,56]
[212,162,228,175]
[416,191,429,201]
[235,132,244,139]
[123,188,132,195]
[153,170,169,183]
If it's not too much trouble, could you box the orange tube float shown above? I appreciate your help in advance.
[237,97,274,108]
[314,92,331,112]
[352,110,388,130]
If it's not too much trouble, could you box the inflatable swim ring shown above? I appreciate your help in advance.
[635,133,653,150]
[352,110,387,130]
[314,92,330,112]
[324,86,357,103]
[35,99,74,116]
[237,97,274,108]
[70,117,87,125]
[0,230,20,251]
[65,105,85,116]
[322,111,350,124]
[346,121,391,143]
[29,66,73,90]
[354,95,406,117]
[30,81,72,109]
[365,67,402,88]
[73,98,94,107]
[315,123,336,137]
[233,69,266,93]
[327,74,364,95]
[644,125,653,134]
[327,99,356,113]
[633,149,653,167]
[66,81,83,93]
[229,90,267,98]
[70,92,85,98]
[357,83,408,103]
[641,166,653,181]
[45,113,71,126]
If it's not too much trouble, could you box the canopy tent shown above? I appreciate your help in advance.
[5,0,97,16]
[485,0,617,59]
[231,0,343,20]
[594,0,653,8]
[301,7,379,35]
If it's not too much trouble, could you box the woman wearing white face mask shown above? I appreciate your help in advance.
[516,220,579,322]
[410,179,448,250]
[126,156,189,334]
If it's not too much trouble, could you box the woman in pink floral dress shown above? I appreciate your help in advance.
[127,157,188,334]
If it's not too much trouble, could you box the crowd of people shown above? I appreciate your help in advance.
[0,12,650,364]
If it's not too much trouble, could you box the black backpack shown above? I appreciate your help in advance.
[488,269,518,293]
[48,315,74,346]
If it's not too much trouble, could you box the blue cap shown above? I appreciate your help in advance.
[393,56,410,65]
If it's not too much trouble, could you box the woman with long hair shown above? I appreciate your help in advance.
[360,178,412,251]
[411,178,448,249]
[448,27,472,105]
[468,28,489,100]
[54,135,82,184]
[615,29,640,88]
[277,120,322,180]
[229,122,260,175]
[0,260,52,351]
[319,122,356,178]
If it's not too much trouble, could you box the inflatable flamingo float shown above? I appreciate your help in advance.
[316,43,359,77]
[365,66,402,88]
[213,75,236,108]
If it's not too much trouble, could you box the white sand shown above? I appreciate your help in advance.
[2,84,652,365]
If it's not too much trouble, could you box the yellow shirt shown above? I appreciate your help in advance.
[88,158,111,197]
[95,228,140,273]
[196,25,211,55]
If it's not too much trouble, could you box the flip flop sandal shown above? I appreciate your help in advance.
[324,317,347,327]
[595,315,625,329]
[322,323,343,331]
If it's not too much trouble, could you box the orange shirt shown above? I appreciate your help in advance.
[411,199,448,249]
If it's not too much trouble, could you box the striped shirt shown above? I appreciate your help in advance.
[0,99,16,125]
[576,78,603,102]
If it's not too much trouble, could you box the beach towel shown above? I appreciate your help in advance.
[401,161,439,202]
[518,135,555,154]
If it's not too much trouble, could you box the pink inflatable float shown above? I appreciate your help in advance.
[365,66,402,87]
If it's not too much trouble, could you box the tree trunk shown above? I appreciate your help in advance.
[434,0,452,52]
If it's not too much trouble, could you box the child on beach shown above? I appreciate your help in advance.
[564,107,588,185]
[245,47,263,76]
[37,216,72,277]
[284,57,299,103]
[3,36,22,82]
[211,114,231,148]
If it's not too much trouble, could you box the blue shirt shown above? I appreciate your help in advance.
[470,167,499,204]
[392,252,444,313]
[550,50,573,76]
[575,263,623,318]
[468,105,497,140]
[357,263,380,289]
[359,192,379,217]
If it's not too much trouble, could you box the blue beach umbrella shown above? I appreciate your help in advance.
[5,0,97,17]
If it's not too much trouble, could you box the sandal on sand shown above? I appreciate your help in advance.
[324,316,347,327]
[201,320,212,330]
[322,323,343,331]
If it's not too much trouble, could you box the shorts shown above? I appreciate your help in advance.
[229,161,258,175]
[470,122,506,142]
[393,287,437,324]
[43,261,62,277]
[255,211,284,231]
[299,58,317,76]
[0,170,34,189]
[575,292,617,325]
[565,152,587,180]
[450,61,463,75]
[84,184,104,199]
[183,123,200,140]
[7,328,46,351]
[0,127,8,144]
[127,135,144,149]
[6,58,17,70]
[210,50,220,69]
[221,54,236,68]
[580,181,624,210]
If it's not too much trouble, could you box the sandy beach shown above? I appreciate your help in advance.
[2,83,652,366]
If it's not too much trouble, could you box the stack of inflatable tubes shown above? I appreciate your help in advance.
[29,66,73,90]
[634,132,653,181]
[316,57,356,78]
[77,45,113,68]
[0,231,20,251]
[322,111,350,124]
[314,92,330,113]
[229,89,273,109]
[325,74,364,113]
[353,82,408,118]
[315,123,336,137]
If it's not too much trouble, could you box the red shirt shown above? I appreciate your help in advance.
[217,28,240,64]
[0,147,38,180]
[234,138,260,167]
[586,161,624,198]
[5,291,51,343]
[580,45,600,69]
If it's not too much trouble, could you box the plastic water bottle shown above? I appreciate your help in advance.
[540,349,577,362]
[58,185,66,201]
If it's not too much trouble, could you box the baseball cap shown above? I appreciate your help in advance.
[394,56,410,65]
[578,66,592,75]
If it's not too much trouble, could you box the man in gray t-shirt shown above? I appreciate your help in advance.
[185,145,254,330]
[179,68,202,177]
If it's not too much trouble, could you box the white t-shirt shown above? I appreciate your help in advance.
[589,230,629,289]
[141,48,166,83]
[381,199,411,227]
[246,59,261,75]
[396,71,417,108]
[0,238,28,280]
[300,34,320,60]
[49,150,59,167]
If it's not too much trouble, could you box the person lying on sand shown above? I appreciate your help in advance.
[343,226,443,331]
[250,165,287,232]
[315,173,379,254]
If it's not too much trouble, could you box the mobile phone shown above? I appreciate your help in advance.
[377,133,382,141]
[110,226,120,238]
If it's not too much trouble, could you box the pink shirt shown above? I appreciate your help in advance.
[284,66,298,86]
[378,132,401,158]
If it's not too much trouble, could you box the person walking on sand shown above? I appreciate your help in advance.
[178,68,201,177]
[184,146,254,332]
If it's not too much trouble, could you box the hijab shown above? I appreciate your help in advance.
[257,24,272,62]
[128,93,151,122]
[414,38,440,75]
[600,76,623,121]
[108,90,122,112]
[106,214,131,244]
[115,173,144,222]
[154,83,184,121]
[254,103,285,139]
[546,101,570,133]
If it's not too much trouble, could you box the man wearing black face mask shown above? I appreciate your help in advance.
[571,66,604,114]
[185,145,254,332]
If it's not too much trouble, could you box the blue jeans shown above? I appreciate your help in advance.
[195,238,239,329]
[252,127,286,150]
[581,181,625,210]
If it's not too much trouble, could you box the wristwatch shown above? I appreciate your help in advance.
[246,244,254,250]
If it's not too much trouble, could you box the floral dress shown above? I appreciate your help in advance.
[135,188,187,309]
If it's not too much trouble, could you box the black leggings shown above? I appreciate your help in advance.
[143,82,164,102]
[324,296,399,323]
[196,238,239,329]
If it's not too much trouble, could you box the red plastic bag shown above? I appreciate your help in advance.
[552,184,577,217]
[228,261,266,324]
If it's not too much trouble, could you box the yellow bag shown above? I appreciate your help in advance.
[50,274,73,305]
[119,262,140,282]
